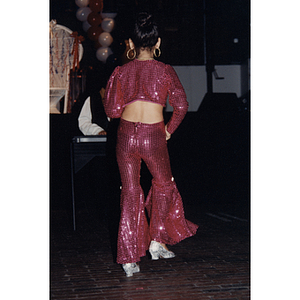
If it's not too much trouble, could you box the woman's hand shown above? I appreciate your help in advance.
[165,126,171,140]
[100,87,105,99]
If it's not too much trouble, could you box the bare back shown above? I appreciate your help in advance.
[121,101,164,124]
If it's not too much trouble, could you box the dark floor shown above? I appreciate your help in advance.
[50,98,250,299]
[51,207,250,300]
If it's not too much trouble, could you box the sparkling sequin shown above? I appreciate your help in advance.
[103,59,189,134]
[115,119,198,264]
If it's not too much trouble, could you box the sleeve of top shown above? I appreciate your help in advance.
[102,66,124,119]
[78,97,104,135]
[165,65,189,134]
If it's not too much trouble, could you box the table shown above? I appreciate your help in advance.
[70,135,107,230]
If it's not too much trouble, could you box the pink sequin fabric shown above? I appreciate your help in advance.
[103,59,188,134]
[116,118,198,264]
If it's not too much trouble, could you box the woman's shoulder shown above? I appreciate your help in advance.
[117,60,172,75]
[119,60,136,70]
[148,60,174,75]
[152,60,170,70]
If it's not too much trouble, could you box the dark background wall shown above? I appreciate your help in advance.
[50,0,250,66]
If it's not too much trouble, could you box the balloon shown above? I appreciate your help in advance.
[101,18,114,32]
[101,12,117,19]
[76,7,92,22]
[82,21,91,32]
[87,11,102,27]
[75,0,89,7]
[87,26,103,41]
[89,0,103,13]
[98,32,113,47]
[96,47,113,62]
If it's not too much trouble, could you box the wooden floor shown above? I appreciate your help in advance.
[50,207,250,300]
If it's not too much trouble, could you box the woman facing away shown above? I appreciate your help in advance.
[103,12,198,277]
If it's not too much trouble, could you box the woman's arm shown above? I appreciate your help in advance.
[78,97,106,135]
[165,65,189,134]
[103,66,124,119]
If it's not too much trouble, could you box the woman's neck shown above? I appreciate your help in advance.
[136,49,154,61]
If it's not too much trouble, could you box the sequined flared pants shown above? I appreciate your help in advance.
[116,118,198,264]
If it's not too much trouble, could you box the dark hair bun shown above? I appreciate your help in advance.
[131,12,159,50]
[137,12,153,29]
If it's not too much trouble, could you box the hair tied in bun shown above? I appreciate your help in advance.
[131,12,159,51]
[138,12,153,27]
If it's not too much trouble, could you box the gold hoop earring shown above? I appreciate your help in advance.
[126,48,136,60]
[153,48,161,58]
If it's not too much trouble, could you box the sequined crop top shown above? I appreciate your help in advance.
[103,59,188,134]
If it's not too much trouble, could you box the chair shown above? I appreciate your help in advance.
[49,20,84,114]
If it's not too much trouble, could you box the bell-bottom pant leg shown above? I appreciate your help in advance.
[115,120,150,264]
[142,124,199,246]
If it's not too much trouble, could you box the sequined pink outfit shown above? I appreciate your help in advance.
[103,59,189,134]
[103,60,199,264]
